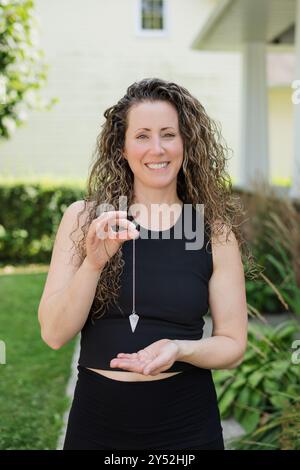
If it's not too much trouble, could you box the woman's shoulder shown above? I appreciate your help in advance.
[210,219,240,271]
[62,200,97,237]
[210,218,237,243]
[67,199,95,212]
[66,199,96,219]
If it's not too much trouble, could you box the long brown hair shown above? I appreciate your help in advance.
[70,77,258,324]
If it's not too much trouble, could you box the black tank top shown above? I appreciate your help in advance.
[78,204,213,372]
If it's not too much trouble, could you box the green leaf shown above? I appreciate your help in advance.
[269,394,290,409]
[248,370,264,388]
[219,388,236,417]
[240,409,261,434]
[249,390,262,407]
[212,369,234,383]
[232,376,247,389]
[265,360,290,379]
[263,378,279,394]
[274,321,300,340]
[241,364,257,375]
[265,253,288,279]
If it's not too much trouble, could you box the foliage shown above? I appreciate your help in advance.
[238,184,300,315]
[0,0,57,140]
[230,398,300,450]
[0,178,86,264]
[213,320,300,448]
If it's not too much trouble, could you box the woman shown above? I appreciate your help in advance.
[38,77,251,450]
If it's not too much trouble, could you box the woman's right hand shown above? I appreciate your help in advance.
[85,210,139,271]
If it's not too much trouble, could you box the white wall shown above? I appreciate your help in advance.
[0,0,241,182]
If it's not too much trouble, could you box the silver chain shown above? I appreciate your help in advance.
[129,228,139,332]
[132,237,135,314]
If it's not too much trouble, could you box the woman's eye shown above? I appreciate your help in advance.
[137,134,175,139]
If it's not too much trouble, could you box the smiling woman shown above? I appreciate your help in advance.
[38,77,256,450]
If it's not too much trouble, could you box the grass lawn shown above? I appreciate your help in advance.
[0,268,77,450]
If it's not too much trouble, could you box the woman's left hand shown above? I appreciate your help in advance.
[110,339,180,375]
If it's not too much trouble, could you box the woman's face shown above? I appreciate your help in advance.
[123,100,184,190]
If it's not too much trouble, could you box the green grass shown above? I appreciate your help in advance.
[0,270,77,450]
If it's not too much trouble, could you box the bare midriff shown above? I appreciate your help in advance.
[86,368,183,382]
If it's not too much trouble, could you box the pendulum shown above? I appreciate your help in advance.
[129,234,139,332]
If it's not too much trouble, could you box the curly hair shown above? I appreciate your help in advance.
[70,77,259,324]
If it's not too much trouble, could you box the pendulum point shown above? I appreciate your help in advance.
[129,312,139,333]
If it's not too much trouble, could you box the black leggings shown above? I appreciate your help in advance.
[63,365,224,450]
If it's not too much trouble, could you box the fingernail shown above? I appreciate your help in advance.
[131,230,139,238]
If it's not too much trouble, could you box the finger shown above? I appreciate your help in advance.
[137,350,152,360]
[113,219,139,240]
[111,356,151,367]
[114,353,138,361]
[144,365,166,375]
[119,358,148,369]
[96,217,138,240]
[94,211,128,231]
[143,356,168,374]
[110,358,142,367]
[117,353,138,358]
[97,210,128,220]
[94,211,128,229]
[144,368,160,375]
[110,359,144,373]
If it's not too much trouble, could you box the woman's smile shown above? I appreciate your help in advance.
[144,161,170,171]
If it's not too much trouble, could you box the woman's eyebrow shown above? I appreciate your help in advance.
[135,127,176,132]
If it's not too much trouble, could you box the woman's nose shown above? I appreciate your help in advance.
[150,137,164,153]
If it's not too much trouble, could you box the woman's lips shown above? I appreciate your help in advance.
[144,162,170,171]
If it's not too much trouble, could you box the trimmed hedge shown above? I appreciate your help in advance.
[0,178,86,265]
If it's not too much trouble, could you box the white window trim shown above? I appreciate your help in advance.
[135,0,170,37]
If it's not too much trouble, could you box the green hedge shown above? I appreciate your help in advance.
[0,178,86,265]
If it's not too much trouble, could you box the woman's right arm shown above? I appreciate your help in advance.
[38,201,139,349]
[38,256,104,350]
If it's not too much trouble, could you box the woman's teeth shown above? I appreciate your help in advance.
[145,162,169,169]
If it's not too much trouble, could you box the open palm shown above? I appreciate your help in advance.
[110,338,180,375]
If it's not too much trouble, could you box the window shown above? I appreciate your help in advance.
[136,0,168,37]
[142,0,164,30]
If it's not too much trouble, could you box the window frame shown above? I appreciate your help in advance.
[135,0,169,37]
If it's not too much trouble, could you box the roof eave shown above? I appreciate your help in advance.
[191,0,234,50]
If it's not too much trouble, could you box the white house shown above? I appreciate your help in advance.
[0,0,297,197]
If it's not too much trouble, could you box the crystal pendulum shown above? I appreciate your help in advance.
[129,234,139,332]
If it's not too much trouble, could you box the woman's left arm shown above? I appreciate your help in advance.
[174,225,248,370]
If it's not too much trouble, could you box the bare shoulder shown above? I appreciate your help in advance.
[52,199,95,262]
[210,220,243,272]
[58,199,95,241]
[64,199,94,223]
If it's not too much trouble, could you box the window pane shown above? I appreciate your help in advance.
[141,0,164,30]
